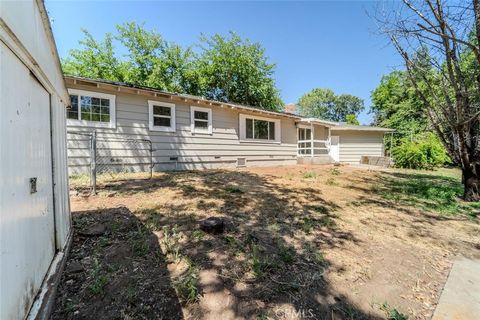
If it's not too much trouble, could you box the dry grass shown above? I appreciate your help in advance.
[62,165,480,319]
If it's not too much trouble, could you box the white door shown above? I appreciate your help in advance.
[1,43,55,319]
[330,136,340,162]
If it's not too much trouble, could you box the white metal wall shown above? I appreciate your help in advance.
[0,1,71,319]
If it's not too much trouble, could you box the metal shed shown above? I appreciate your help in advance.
[0,0,71,318]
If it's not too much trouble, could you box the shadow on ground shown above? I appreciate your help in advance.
[58,169,392,319]
[51,207,183,319]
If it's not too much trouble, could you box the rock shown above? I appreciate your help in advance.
[79,223,106,237]
[199,217,224,234]
[66,261,83,273]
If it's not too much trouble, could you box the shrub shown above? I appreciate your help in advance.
[393,133,449,169]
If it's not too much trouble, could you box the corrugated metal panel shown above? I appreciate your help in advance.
[338,131,385,163]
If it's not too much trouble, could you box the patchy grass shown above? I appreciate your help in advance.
[57,165,480,320]
[374,171,478,217]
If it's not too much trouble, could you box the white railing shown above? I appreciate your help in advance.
[297,139,331,157]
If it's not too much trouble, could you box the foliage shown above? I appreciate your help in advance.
[63,23,281,110]
[345,114,359,125]
[393,133,450,170]
[371,70,428,144]
[297,88,364,122]
[379,303,409,320]
[197,32,283,111]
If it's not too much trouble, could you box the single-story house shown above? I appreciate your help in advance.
[64,75,393,174]
[1,1,71,319]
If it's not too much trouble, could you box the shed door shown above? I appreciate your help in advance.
[0,43,55,319]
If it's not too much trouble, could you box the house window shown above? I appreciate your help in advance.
[239,114,280,143]
[190,106,212,134]
[148,100,176,132]
[67,89,116,128]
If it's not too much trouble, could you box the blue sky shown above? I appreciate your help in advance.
[46,0,402,124]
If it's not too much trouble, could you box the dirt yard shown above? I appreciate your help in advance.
[52,165,480,320]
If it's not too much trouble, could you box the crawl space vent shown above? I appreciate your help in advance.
[237,158,247,167]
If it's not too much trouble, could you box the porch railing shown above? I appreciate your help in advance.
[297,139,330,156]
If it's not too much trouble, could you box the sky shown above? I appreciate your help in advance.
[45,0,403,124]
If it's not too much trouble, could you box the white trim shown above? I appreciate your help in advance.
[190,106,212,134]
[239,114,281,144]
[66,89,116,129]
[148,100,176,132]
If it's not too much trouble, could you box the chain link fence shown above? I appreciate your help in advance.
[67,131,153,194]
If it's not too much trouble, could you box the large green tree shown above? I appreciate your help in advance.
[197,32,283,111]
[297,88,364,122]
[371,70,428,141]
[62,24,282,110]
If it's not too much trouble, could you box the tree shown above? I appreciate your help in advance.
[62,30,124,81]
[376,0,480,201]
[62,25,282,110]
[197,32,283,111]
[371,70,428,141]
[345,114,360,125]
[297,88,364,122]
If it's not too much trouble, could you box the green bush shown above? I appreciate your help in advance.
[393,133,449,169]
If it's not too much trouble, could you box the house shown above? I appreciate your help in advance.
[0,1,71,319]
[64,76,392,174]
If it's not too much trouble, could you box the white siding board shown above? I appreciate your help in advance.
[67,84,298,173]
[337,131,385,163]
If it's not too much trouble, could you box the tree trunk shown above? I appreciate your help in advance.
[463,165,480,202]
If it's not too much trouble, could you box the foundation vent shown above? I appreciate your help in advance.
[237,158,247,167]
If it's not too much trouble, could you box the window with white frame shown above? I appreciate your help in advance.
[239,114,280,142]
[148,100,176,132]
[190,106,212,134]
[67,89,116,128]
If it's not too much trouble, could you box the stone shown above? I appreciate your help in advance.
[66,260,83,273]
[200,217,224,234]
[79,223,106,237]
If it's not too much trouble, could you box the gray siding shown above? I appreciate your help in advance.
[336,131,385,163]
[67,85,297,174]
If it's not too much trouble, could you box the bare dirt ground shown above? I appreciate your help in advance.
[52,165,480,320]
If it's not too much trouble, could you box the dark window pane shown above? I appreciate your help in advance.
[269,122,275,140]
[91,113,101,122]
[67,111,78,120]
[69,95,78,108]
[100,99,110,107]
[91,97,100,106]
[80,96,91,106]
[254,120,269,140]
[100,106,110,115]
[92,105,101,114]
[81,112,91,121]
[194,120,208,128]
[194,111,209,120]
[101,114,110,122]
[153,105,171,116]
[154,117,171,127]
[246,119,253,139]
[306,129,311,139]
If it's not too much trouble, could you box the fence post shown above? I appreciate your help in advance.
[91,130,97,195]
[149,140,153,179]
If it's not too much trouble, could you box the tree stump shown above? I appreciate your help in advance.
[199,217,224,234]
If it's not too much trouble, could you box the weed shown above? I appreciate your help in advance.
[330,167,341,176]
[162,225,182,260]
[174,259,200,304]
[302,171,318,179]
[182,184,196,194]
[277,244,295,263]
[225,185,243,193]
[64,300,76,314]
[129,224,150,257]
[88,258,108,294]
[191,230,205,242]
[326,177,338,186]
[380,302,409,320]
